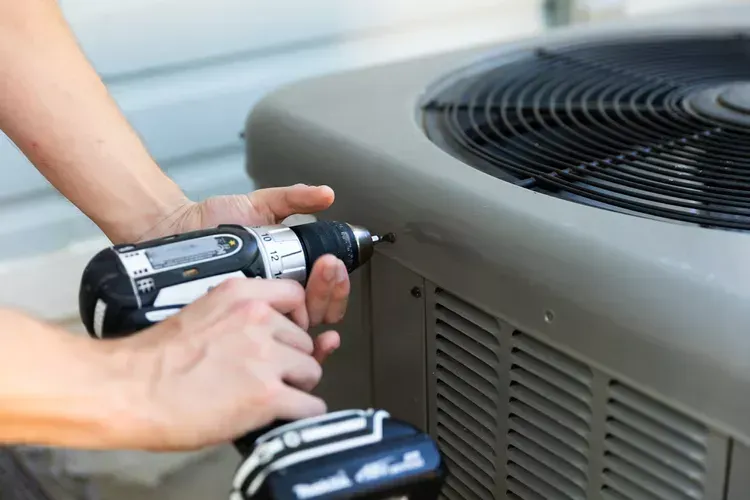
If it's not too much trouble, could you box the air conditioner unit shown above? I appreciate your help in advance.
[244,5,750,499]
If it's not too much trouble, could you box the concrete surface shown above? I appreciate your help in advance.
[92,445,241,500]
[21,444,241,500]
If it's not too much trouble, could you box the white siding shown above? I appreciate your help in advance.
[624,0,746,15]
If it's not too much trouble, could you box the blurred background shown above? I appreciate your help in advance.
[0,0,745,499]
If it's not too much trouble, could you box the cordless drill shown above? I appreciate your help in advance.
[77,219,447,499]
[78,220,394,338]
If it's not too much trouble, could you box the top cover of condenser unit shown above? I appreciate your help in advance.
[246,6,750,441]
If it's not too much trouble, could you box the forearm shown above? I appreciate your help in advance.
[0,0,190,243]
[0,309,148,449]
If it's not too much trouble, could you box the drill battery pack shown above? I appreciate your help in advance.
[230,409,446,500]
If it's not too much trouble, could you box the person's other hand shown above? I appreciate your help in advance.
[119,277,330,451]
[142,184,348,364]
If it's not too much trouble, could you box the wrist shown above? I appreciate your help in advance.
[87,336,173,450]
[72,336,160,449]
[100,174,195,244]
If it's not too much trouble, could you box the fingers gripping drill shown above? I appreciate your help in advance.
[77,220,447,499]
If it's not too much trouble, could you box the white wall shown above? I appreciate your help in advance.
[624,0,747,16]
[574,0,746,20]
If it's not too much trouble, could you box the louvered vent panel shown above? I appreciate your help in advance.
[433,289,502,500]
[602,382,709,500]
[506,331,593,500]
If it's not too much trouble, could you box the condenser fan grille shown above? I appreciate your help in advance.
[421,34,750,231]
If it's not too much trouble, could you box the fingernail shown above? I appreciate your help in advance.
[336,262,348,283]
[323,264,337,282]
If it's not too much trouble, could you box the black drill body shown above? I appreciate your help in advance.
[79,220,390,338]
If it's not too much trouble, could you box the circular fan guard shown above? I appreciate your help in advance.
[421,34,750,231]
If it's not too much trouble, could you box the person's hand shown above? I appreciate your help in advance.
[118,277,331,451]
[140,184,349,364]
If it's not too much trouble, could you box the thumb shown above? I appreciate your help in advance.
[249,184,335,223]
[313,331,341,365]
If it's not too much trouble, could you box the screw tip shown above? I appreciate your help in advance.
[381,232,396,243]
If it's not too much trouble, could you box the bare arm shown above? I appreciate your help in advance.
[0,309,145,448]
[0,279,326,451]
[0,0,189,243]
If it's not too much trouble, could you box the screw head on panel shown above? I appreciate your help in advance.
[544,310,555,323]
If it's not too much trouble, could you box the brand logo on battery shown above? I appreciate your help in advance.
[354,450,426,484]
[292,470,352,499]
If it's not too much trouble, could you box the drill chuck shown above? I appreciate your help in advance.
[258,221,388,285]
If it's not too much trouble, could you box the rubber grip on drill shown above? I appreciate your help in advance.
[290,221,359,275]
